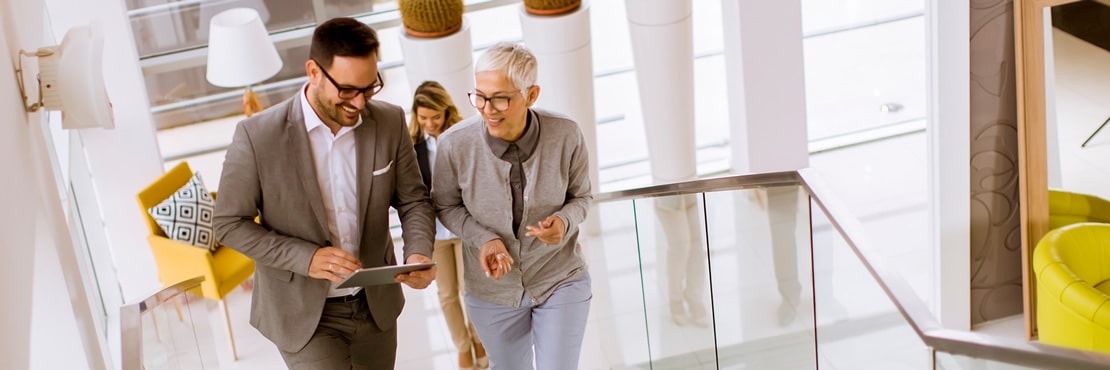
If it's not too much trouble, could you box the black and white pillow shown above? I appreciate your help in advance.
[148,172,217,252]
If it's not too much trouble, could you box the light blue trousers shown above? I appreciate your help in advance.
[466,275,592,370]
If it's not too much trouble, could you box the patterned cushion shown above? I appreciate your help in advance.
[147,172,217,252]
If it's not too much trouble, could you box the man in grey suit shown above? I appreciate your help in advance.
[213,18,436,369]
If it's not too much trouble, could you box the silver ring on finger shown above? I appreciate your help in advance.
[328,263,333,271]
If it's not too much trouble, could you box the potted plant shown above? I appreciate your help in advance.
[398,0,465,38]
[523,0,581,15]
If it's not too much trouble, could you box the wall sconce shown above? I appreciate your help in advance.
[205,8,283,118]
[15,22,115,130]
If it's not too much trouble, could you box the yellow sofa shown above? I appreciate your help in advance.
[1034,222,1110,352]
[1048,189,1110,230]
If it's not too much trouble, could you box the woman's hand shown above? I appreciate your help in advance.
[479,239,514,280]
[526,215,565,245]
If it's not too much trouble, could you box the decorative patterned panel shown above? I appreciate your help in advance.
[969,0,1023,324]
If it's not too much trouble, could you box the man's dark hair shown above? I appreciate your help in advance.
[309,18,380,69]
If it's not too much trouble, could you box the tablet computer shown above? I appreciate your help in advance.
[337,263,435,288]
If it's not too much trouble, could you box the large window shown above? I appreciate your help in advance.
[142,0,927,191]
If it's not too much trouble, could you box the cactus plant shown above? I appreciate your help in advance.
[398,0,465,38]
[523,0,581,15]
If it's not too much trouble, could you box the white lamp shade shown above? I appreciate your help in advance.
[205,8,283,88]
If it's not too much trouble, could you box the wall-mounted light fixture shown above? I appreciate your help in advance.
[15,22,115,130]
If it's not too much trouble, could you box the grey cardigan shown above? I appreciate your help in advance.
[432,108,593,307]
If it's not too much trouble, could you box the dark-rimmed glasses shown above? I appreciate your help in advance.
[468,90,524,112]
[312,58,383,100]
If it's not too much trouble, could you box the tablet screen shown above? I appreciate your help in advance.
[336,262,435,288]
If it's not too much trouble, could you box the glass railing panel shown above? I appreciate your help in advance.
[809,194,930,369]
[630,194,718,369]
[934,351,1041,370]
[703,185,819,369]
[122,278,218,369]
[582,198,652,368]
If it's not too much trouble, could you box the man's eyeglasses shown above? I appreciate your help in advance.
[468,90,524,112]
[313,59,383,100]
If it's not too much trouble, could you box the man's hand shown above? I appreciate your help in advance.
[395,254,436,289]
[479,239,514,280]
[309,247,362,283]
[526,215,565,245]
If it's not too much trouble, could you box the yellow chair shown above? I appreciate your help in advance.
[137,161,254,360]
[1033,223,1110,353]
[1048,189,1110,230]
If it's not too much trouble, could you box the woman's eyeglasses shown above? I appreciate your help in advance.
[467,90,524,112]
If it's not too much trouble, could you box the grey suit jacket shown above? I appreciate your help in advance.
[213,94,435,353]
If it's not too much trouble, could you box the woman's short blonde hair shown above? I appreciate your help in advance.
[474,42,537,91]
[409,81,462,142]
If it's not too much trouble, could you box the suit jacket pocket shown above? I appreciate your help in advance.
[372,160,393,176]
[260,266,294,282]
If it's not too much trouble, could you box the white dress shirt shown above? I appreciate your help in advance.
[300,85,362,298]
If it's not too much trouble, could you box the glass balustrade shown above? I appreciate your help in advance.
[583,183,928,369]
[121,277,219,370]
[808,190,930,368]
[582,196,652,368]
[578,171,1110,369]
[703,186,818,369]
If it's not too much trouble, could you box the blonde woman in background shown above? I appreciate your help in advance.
[410,81,489,370]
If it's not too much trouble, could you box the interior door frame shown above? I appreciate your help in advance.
[1014,0,1079,339]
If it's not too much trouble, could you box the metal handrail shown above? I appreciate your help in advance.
[593,171,801,203]
[120,276,206,370]
[591,169,1110,369]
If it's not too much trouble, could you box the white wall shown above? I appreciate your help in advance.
[0,3,44,367]
[2,0,165,367]
[0,1,90,368]
[44,0,165,303]
[928,0,970,330]
[31,208,92,370]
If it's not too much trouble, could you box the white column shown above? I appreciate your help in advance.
[721,0,808,174]
[928,0,970,330]
[519,1,599,194]
[45,0,166,304]
[720,0,811,334]
[626,0,695,183]
[399,18,475,119]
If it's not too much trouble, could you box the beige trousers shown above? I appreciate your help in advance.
[433,238,481,352]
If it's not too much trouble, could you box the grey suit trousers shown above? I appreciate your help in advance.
[279,297,397,370]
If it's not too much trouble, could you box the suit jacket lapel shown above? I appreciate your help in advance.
[356,105,378,239]
[286,96,330,237]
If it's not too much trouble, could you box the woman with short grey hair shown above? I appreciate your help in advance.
[432,42,594,370]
